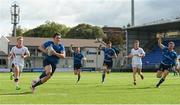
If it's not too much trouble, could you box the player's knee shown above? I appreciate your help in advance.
[156,74,161,78]
[46,71,52,77]
[14,78,18,82]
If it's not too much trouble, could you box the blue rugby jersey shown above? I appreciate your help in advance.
[43,41,65,65]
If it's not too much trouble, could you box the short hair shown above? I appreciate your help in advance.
[168,41,175,46]
[134,40,139,44]
[17,36,23,41]
[53,33,61,38]
[107,41,112,45]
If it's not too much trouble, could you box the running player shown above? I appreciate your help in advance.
[126,40,145,85]
[70,44,86,83]
[156,33,177,88]
[8,36,30,90]
[175,55,180,76]
[30,33,65,93]
[99,41,117,83]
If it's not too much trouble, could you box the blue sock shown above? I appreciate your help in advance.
[32,80,42,88]
[157,78,165,87]
[77,74,81,82]
[102,73,106,82]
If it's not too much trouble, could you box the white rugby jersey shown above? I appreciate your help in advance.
[10,46,30,66]
[131,47,145,65]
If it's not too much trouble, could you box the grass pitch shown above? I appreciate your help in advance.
[0,72,180,104]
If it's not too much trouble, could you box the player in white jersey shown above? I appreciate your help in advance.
[175,55,180,76]
[8,36,30,90]
[126,40,145,85]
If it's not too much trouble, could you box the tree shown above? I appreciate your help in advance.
[16,26,27,36]
[66,23,105,39]
[23,21,70,37]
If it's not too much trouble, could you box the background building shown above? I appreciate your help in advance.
[0,36,107,72]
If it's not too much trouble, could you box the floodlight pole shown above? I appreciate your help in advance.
[11,2,20,37]
[131,0,134,26]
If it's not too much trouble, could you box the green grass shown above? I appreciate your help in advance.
[0,72,180,104]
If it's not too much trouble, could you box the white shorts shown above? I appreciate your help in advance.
[132,63,142,69]
[12,62,24,72]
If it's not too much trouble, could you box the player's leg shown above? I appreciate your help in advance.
[107,61,112,74]
[132,67,137,85]
[102,63,108,83]
[76,69,81,83]
[10,66,14,80]
[31,65,52,93]
[74,70,78,75]
[137,64,144,80]
[156,63,164,78]
[10,64,14,80]
[175,68,179,76]
[13,65,21,90]
[174,69,178,76]
[178,69,180,76]
[33,65,52,86]
[156,70,169,87]
[74,64,80,83]
[74,63,78,76]
[156,70,163,78]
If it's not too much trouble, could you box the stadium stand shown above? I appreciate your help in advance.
[142,40,180,69]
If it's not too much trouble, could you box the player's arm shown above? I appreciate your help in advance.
[22,47,30,59]
[38,44,47,54]
[157,33,165,49]
[125,49,133,58]
[82,55,87,61]
[51,45,65,59]
[52,51,65,59]
[8,48,14,60]
[126,54,133,58]
[98,44,103,50]
[113,50,117,58]
[69,44,74,53]
[138,48,145,58]
[138,53,145,58]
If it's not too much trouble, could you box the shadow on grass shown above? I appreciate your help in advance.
[125,86,155,90]
[163,83,180,87]
[0,91,32,95]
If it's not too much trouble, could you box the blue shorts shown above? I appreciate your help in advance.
[74,64,82,70]
[103,61,113,69]
[159,63,172,72]
[43,59,57,75]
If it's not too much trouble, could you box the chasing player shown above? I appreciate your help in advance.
[175,55,180,76]
[99,41,117,83]
[70,44,86,83]
[30,33,65,93]
[126,40,145,85]
[8,36,30,90]
[156,33,177,88]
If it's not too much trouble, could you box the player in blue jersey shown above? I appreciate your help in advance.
[156,33,177,88]
[30,33,65,93]
[99,41,117,83]
[70,44,86,83]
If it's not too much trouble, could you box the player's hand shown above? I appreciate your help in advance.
[51,50,57,55]
[83,57,87,61]
[124,56,128,58]
[21,54,25,58]
[156,33,163,39]
[133,54,139,56]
